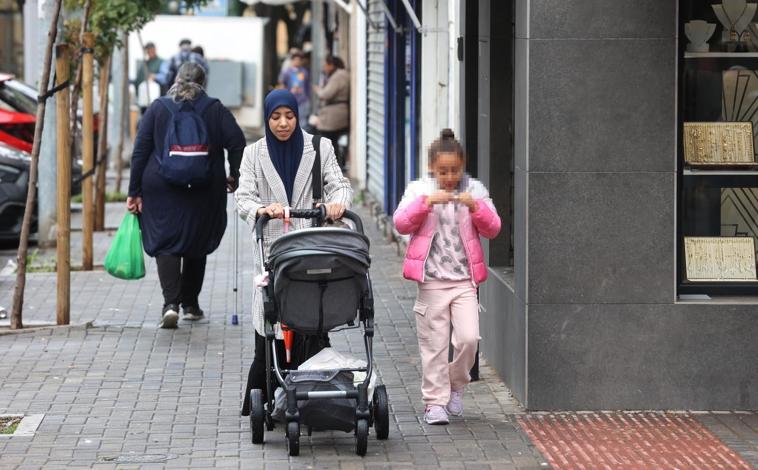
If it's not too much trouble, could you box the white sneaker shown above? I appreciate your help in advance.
[159,305,179,329]
[446,389,464,416]
[423,405,449,425]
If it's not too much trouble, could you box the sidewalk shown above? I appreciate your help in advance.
[1,197,757,469]
[0,199,546,469]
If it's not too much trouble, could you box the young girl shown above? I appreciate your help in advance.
[393,129,501,425]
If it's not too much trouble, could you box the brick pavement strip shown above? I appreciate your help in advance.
[518,412,756,469]
[0,202,546,469]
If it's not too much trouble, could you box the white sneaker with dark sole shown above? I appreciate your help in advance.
[182,307,204,321]
[159,306,179,329]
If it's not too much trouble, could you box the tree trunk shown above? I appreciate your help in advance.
[81,32,95,271]
[95,53,112,232]
[55,44,72,326]
[115,32,129,194]
[11,0,64,330]
[69,0,93,140]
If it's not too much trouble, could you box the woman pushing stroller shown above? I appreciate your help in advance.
[393,129,501,425]
[236,89,353,415]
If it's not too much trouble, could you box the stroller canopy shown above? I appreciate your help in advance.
[268,228,372,334]
[269,228,370,268]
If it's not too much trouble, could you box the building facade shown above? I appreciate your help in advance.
[354,0,758,410]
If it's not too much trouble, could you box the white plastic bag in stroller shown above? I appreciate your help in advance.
[272,347,377,429]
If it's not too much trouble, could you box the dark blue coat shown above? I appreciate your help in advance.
[128,94,246,257]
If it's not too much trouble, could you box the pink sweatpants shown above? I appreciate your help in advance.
[414,280,480,406]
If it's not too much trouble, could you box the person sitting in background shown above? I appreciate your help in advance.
[278,49,311,121]
[312,56,350,169]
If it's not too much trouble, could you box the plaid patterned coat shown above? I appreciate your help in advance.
[235,131,353,335]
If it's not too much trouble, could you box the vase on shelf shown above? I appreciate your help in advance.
[685,20,717,52]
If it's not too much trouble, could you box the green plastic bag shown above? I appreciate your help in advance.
[104,213,146,280]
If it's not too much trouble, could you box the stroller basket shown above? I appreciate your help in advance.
[279,370,358,433]
[268,228,371,334]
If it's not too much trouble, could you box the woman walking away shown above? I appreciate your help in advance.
[236,89,353,415]
[393,129,501,425]
[127,62,246,329]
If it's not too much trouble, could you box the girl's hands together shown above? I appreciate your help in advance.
[457,192,478,212]
[426,191,478,211]
[427,191,454,207]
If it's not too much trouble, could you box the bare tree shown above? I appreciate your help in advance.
[11,0,64,329]
[69,0,93,140]
[114,31,129,194]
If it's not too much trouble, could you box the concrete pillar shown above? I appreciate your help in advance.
[419,0,450,173]
[310,0,324,109]
[349,0,368,188]
[36,0,61,246]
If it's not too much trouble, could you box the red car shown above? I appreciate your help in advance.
[0,73,36,153]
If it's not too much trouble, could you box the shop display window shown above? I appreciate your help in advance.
[679,1,758,295]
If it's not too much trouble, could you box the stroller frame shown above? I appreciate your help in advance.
[249,207,389,456]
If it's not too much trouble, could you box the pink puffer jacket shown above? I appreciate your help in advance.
[392,176,501,285]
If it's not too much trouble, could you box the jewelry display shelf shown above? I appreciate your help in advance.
[683,168,758,175]
[684,52,758,58]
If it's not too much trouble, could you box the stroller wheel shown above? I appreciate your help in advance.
[373,385,389,440]
[250,389,265,444]
[355,418,369,456]
[286,421,300,456]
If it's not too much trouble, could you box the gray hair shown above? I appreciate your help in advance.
[167,62,207,102]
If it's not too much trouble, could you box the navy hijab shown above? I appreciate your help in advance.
[264,89,304,204]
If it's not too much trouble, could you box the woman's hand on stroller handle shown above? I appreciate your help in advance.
[317,202,346,221]
[257,203,286,219]
[254,206,328,240]
[254,206,365,240]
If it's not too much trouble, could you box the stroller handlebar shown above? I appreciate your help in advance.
[255,206,364,241]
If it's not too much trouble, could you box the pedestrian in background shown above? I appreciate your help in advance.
[126,62,246,329]
[392,129,501,425]
[164,39,210,90]
[134,42,164,113]
[278,49,311,121]
[236,89,353,414]
[312,55,350,168]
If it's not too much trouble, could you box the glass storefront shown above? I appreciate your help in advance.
[679,1,758,295]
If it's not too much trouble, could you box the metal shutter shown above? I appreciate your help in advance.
[366,0,385,210]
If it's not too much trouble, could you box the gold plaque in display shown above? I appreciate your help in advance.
[683,122,755,166]
[684,237,757,281]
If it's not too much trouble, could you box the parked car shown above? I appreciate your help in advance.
[0,140,82,242]
[0,108,33,153]
[0,74,36,153]
[0,142,33,241]
[0,73,98,157]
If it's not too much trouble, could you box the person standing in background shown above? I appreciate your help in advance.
[278,49,311,121]
[134,42,164,113]
[164,39,210,90]
[312,56,350,169]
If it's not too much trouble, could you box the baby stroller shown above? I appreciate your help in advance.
[249,207,390,456]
